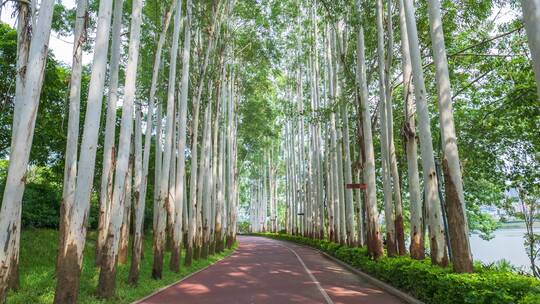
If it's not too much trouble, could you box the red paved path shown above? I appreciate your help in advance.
[138,236,405,304]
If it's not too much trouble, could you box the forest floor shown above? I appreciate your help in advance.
[139,236,404,304]
[8,229,236,304]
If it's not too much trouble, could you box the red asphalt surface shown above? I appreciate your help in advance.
[139,236,405,304]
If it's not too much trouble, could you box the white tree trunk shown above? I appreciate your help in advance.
[129,103,145,283]
[384,0,407,255]
[59,0,88,269]
[355,3,384,258]
[398,0,424,260]
[55,0,114,300]
[97,0,123,265]
[426,0,473,272]
[376,0,397,257]
[1,1,54,300]
[97,0,143,296]
[403,0,448,266]
[118,146,133,264]
[154,0,181,278]
[172,0,192,270]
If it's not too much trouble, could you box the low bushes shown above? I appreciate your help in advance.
[257,233,540,304]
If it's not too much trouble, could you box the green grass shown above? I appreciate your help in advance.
[8,229,236,304]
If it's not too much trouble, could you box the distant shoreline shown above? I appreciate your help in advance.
[498,221,540,229]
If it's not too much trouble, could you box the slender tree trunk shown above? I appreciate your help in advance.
[97,0,143,297]
[118,147,133,265]
[426,0,473,273]
[356,3,384,258]
[59,0,88,271]
[171,0,192,271]
[129,105,144,284]
[376,0,398,257]
[398,0,424,260]
[521,0,540,99]
[384,0,407,255]
[403,0,448,266]
[0,1,54,300]
[154,0,181,279]
[187,4,218,262]
[129,2,175,282]
[54,0,114,300]
[97,0,123,266]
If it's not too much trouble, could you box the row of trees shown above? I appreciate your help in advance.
[248,0,540,275]
[0,0,241,302]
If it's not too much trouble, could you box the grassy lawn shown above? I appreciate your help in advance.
[8,229,236,304]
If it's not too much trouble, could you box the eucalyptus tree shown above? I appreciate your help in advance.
[356,0,384,259]
[154,0,181,279]
[130,1,176,284]
[171,0,193,272]
[397,0,424,260]
[376,0,397,256]
[59,0,88,268]
[0,0,55,299]
[54,0,115,301]
[521,0,540,98]
[97,0,144,296]
[403,0,448,266]
[384,0,406,255]
[118,151,133,264]
[96,0,123,265]
[426,0,473,272]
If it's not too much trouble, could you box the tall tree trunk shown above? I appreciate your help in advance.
[59,0,88,271]
[356,3,384,258]
[154,0,181,279]
[398,0,424,260]
[376,0,397,257]
[97,0,123,266]
[129,105,144,284]
[1,1,54,300]
[385,0,407,256]
[521,0,540,99]
[54,0,114,300]
[187,3,218,263]
[97,0,143,297]
[171,0,192,271]
[403,0,448,266]
[118,147,133,265]
[426,0,473,273]
[129,1,175,284]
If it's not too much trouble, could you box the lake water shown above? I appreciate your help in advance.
[470,227,531,271]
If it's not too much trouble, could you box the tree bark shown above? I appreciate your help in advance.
[376,0,397,257]
[54,0,114,300]
[355,3,384,258]
[97,0,123,266]
[398,0,424,260]
[171,0,192,271]
[384,0,407,256]
[426,0,473,273]
[153,0,181,279]
[1,1,54,300]
[97,0,143,297]
[58,0,88,271]
[403,0,448,266]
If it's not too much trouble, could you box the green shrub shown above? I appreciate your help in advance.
[258,233,540,304]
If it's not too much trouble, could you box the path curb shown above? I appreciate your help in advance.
[270,237,425,304]
[131,248,238,304]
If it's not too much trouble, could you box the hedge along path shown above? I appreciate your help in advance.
[138,236,404,304]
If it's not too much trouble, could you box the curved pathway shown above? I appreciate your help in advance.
[138,236,405,304]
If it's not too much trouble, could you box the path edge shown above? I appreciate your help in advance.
[267,237,425,304]
[131,247,238,304]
